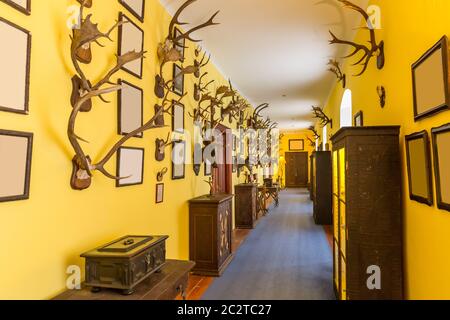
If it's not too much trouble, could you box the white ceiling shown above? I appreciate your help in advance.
[160,0,368,130]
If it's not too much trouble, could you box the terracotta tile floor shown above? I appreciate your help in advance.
[323,225,333,248]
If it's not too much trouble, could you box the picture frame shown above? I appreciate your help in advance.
[118,0,145,23]
[0,129,33,202]
[0,17,32,115]
[0,0,31,15]
[289,139,304,151]
[118,12,144,79]
[204,158,212,176]
[232,156,237,173]
[354,111,363,127]
[173,64,184,96]
[172,101,185,133]
[172,140,186,180]
[405,131,434,206]
[118,79,143,138]
[155,183,164,204]
[116,147,144,187]
[174,27,185,60]
[431,123,450,212]
[412,36,450,121]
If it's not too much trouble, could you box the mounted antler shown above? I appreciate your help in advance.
[155,133,172,162]
[329,0,385,76]
[311,106,332,128]
[248,103,269,129]
[307,136,316,147]
[308,126,321,140]
[327,59,346,88]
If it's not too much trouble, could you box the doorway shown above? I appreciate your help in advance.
[212,124,232,194]
[285,152,308,187]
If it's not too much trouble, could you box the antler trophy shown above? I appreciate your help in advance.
[327,59,346,88]
[329,0,385,76]
[311,106,332,128]
[308,126,321,140]
[68,0,168,190]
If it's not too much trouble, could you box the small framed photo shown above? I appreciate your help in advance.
[172,140,186,180]
[118,13,144,79]
[354,111,364,127]
[0,129,33,202]
[172,101,185,133]
[0,0,31,15]
[155,183,164,204]
[204,158,212,176]
[431,123,450,212]
[119,0,145,23]
[118,79,143,138]
[116,147,144,187]
[173,64,184,96]
[289,139,304,151]
[174,27,185,60]
[0,17,32,115]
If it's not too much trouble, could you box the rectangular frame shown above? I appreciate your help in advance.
[0,129,33,202]
[405,131,434,206]
[431,123,450,212]
[172,64,184,96]
[0,0,31,15]
[172,101,185,133]
[116,147,144,187]
[118,0,145,23]
[354,111,363,127]
[289,139,304,151]
[204,158,212,176]
[0,17,32,115]
[118,12,144,79]
[412,36,450,121]
[155,183,164,204]
[118,79,143,138]
[172,140,186,180]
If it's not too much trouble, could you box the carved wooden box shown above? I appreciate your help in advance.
[235,184,258,229]
[81,235,168,295]
[189,194,234,276]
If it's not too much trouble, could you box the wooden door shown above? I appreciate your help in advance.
[285,152,308,187]
[213,125,232,194]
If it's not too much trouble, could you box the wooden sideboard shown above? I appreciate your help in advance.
[235,184,258,229]
[189,194,234,276]
[53,260,195,300]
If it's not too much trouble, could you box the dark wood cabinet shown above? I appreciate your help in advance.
[189,194,234,276]
[312,151,332,225]
[331,127,403,300]
[310,154,314,200]
[235,184,258,229]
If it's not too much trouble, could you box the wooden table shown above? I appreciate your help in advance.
[53,260,195,300]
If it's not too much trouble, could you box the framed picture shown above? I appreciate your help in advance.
[0,17,32,114]
[0,129,33,202]
[155,183,164,204]
[412,36,450,121]
[119,0,145,23]
[289,139,304,151]
[172,101,185,133]
[118,13,144,79]
[232,156,237,173]
[118,79,143,138]
[204,158,212,176]
[405,131,433,206]
[0,0,31,15]
[354,111,363,127]
[174,27,185,60]
[116,147,144,187]
[431,123,450,212]
[172,140,186,180]
[173,64,184,96]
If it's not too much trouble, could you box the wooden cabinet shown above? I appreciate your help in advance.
[331,127,403,300]
[310,154,315,200]
[312,151,332,225]
[235,184,258,229]
[189,194,234,276]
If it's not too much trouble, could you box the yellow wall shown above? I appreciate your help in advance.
[0,0,246,299]
[322,0,450,299]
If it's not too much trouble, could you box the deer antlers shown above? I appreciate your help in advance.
[308,126,321,140]
[311,106,332,128]
[329,0,385,76]
[327,59,346,88]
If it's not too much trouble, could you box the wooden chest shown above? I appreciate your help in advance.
[81,235,168,295]
[331,127,403,300]
[189,194,234,276]
[235,184,258,229]
[312,151,332,225]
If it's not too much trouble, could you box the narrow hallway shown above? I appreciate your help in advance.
[202,189,335,300]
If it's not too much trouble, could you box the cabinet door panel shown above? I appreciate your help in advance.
[334,241,339,289]
[340,255,347,300]
[339,148,346,201]
[333,150,338,195]
[340,201,347,258]
[333,195,339,240]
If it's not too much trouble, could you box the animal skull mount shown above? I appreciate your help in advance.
[193,143,203,176]
[157,167,168,182]
[377,86,386,108]
[329,0,385,76]
[155,133,172,162]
